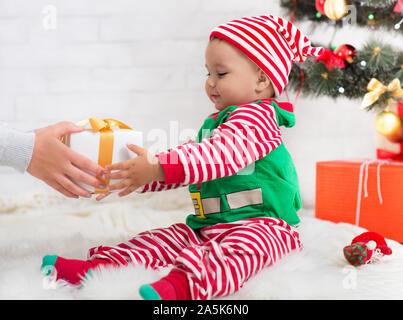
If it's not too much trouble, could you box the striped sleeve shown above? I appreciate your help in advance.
[142,102,282,190]
[134,180,187,193]
[134,146,189,194]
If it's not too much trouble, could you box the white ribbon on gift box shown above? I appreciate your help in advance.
[355,159,403,226]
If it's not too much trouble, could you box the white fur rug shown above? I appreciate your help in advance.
[0,187,402,300]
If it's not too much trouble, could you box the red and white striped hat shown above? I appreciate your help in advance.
[209,15,324,97]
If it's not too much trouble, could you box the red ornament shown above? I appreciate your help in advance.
[333,44,355,64]
[315,48,345,70]
[394,0,403,13]
[314,44,355,70]
[315,0,327,15]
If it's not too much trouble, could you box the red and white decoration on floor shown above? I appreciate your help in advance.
[344,231,392,267]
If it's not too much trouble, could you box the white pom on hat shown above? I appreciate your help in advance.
[210,15,324,97]
[366,240,377,250]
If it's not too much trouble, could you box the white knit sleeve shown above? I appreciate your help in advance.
[0,122,35,172]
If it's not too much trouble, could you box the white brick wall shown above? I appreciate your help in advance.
[1,0,402,209]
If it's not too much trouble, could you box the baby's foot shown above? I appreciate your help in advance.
[139,280,172,300]
[139,270,191,300]
[41,255,94,286]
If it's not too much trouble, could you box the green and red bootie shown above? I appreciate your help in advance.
[139,270,192,300]
[40,255,107,286]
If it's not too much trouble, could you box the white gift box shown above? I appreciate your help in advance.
[63,118,143,193]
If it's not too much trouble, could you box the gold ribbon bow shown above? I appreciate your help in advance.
[360,78,403,109]
[86,117,132,132]
[79,117,132,194]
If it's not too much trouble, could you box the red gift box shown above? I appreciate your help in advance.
[315,159,403,242]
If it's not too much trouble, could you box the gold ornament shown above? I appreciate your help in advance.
[375,111,401,136]
[324,0,348,21]
[360,78,403,109]
[373,47,381,56]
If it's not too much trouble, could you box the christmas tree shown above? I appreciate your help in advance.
[287,40,403,111]
[281,0,403,33]
[282,0,403,112]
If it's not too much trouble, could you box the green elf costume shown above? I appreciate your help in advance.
[187,99,302,229]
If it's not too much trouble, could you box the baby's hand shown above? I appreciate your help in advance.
[96,144,165,200]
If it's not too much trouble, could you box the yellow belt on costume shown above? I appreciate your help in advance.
[65,116,133,194]
[190,188,263,219]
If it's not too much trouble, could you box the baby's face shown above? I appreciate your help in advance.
[205,38,263,111]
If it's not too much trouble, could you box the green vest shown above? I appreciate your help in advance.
[186,100,302,229]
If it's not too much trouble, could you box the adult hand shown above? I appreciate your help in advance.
[27,121,107,198]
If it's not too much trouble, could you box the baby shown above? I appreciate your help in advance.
[41,14,323,300]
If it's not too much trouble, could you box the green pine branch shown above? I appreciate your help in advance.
[286,39,403,112]
[280,0,403,33]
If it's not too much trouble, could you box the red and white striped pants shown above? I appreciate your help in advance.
[88,217,302,300]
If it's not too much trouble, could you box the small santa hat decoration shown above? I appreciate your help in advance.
[343,231,392,267]
[209,15,324,97]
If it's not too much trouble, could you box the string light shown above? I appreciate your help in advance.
[368,13,375,20]
[338,87,345,94]
[394,18,403,30]
[316,12,322,18]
